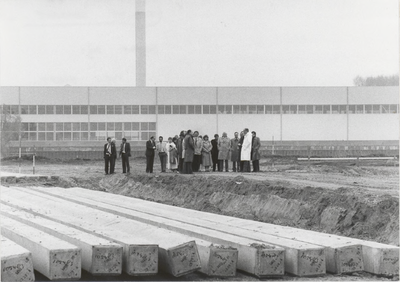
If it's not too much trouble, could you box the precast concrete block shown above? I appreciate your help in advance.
[197,244,238,277]
[325,245,363,274]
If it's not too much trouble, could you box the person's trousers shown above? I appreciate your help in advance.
[121,154,130,173]
[192,154,201,172]
[183,162,193,174]
[104,155,112,174]
[232,161,238,172]
[110,156,116,173]
[218,160,229,172]
[252,160,260,172]
[240,161,244,172]
[178,158,184,173]
[212,157,219,172]
[242,161,251,172]
[159,152,167,172]
[146,155,154,173]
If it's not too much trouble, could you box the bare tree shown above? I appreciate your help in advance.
[0,105,22,158]
[353,74,399,86]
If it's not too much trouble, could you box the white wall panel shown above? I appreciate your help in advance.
[20,87,88,104]
[348,115,399,140]
[157,115,217,138]
[90,115,156,122]
[90,87,156,104]
[157,87,217,104]
[218,87,280,104]
[348,87,399,104]
[0,87,19,104]
[282,115,347,140]
[218,115,281,141]
[282,87,347,104]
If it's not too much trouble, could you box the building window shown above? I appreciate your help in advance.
[45,105,54,114]
[372,105,380,114]
[389,104,398,113]
[90,123,97,131]
[132,122,139,130]
[114,105,122,115]
[38,123,45,131]
[233,105,240,114]
[173,105,180,114]
[46,132,54,141]
[81,105,88,115]
[97,105,105,114]
[115,122,123,131]
[90,105,97,114]
[273,105,281,114]
[257,105,264,114]
[107,105,114,115]
[64,123,71,131]
[248,105,257,114]
[149,105,156,114]
[20,105,28,114]
[73,123,80,131]
[29,105,37,114]
[210,105,216,114]
[124,122,131,131]
[265,105,272,114]
[298,105,306,114]
[64,105,71,114]
[124,105,132,114]
[98,122,106,131]
[149,122,156,130]
[314,105,323,114]
[158,105,165,114]
[194,105,202,114]
[56,105,63,114]
[132,105,139,114]
[141,105,148,114]
[10,105,19,114]
[56,122,63,131]
[339,105,347,114]
[141,122,148,130]
[107,123,115,131]
[240,105,248,114]
[179,105,187,114]
[46,123,54,131]
[165,105,172,114]
[38,105,46,114]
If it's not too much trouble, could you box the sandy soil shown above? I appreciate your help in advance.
[1,156,399,281]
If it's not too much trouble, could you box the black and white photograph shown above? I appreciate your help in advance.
[0,0,398,281]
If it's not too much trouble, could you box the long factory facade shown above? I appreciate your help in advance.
[1,86,398,149]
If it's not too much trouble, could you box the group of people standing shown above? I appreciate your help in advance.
[103,137,131,174]
[145,128,261,174]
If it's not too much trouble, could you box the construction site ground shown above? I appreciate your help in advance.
[1,156,399,281]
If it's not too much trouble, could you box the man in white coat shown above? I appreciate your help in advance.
[240,128,252,172]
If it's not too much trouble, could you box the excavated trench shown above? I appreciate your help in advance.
[45,173,399,246]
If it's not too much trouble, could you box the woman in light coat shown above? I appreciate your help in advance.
[166,137,178,172]
[201,135,213,172]
[217,132,230,172]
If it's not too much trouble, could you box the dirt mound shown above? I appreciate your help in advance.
[46,173,399,246]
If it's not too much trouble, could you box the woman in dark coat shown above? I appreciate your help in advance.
[183,130,194,174]
[211,134,219,172]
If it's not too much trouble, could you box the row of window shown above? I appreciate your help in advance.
[18,122,156,141]
[22,122,156,132]
[2,104,399,115]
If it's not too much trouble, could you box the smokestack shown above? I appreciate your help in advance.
[136,0,146,86]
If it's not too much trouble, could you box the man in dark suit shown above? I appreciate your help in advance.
[211,134,219,172]
[104,137,116,175]
[145,136,156,173]
[119,138,131,173]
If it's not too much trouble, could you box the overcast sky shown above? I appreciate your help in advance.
[0,0,398,87]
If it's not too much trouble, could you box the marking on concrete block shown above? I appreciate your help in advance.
[91,247,122,275]
[298,249,326,276]
[167,241,201,277]
[208,247,238,277]
[50,250,81,280]
[129,246,158,275]
[1,255,35,282]
[256,248,285,277]
[381,249,399,276]
[337,245,363,274]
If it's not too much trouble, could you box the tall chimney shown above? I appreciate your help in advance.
[136,0,146,86]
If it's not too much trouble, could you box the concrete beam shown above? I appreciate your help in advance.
[1,204,123,276]
[1,216,81,281]
[27,187,326,277]
[30,188,284,278]
[61,186,399,276]
[1,237,35,282]
[0,187,203,277]
[23,187,282,277]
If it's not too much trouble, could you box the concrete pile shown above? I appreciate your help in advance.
[1,185,399,281]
